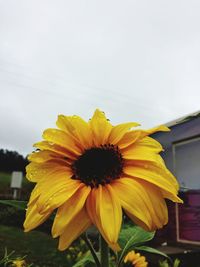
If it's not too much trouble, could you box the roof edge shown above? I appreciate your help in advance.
[165,110,200,127]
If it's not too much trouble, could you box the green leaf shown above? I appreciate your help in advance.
[134,245,169,259]
[159,258,180,267]
[159,260,169,267]
[0,200,27,210]
[174,258,180,267]
[72,252,96,267]
[118,225,155,266]
[119,225,155,251]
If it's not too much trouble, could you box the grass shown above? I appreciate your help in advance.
[0,172,30,187]
[0,172,11,188]
[0,204,89,267]
[0,225,69,267]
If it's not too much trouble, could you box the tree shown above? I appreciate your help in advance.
[0,149,28,173]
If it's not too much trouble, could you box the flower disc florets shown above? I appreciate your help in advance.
[71,144,124,187]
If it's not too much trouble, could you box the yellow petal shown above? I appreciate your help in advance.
[111,178,168,230]
[28,150,61,163]
[86,189,109,244]
[58,207,91,251]
[33,141,75,159]
[133,255,147,266]
[112,178,152,230]
[145,183,168,227]
[36,179,81,214]
[117,125,169,149]
[135,136,163,152]
[122,140,163,162]
[124,250,148,266]
[89,109,112,146]
[117,131,142,149]
[108,122,140,145]
[125,211,150,231]
[145,125,170,134]
[26,161,70,182]
[43,128,82,156]
[86,185,122,245]
[57,115,93,149]
[26,185,40,207]
[161,189,183,203]
[24,202,51,232]
[27,167,73,208]
[123,162,180,198]
[86,188,121,251]
[52,184,91,238]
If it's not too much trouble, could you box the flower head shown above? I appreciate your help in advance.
[24,109,182,251]
[12,259,26,267]
[124,250,148,267]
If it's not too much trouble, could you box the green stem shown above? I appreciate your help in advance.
[81,234,101,267]
[100,235,109,267]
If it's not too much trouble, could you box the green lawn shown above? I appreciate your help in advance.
[0,225,72,267]
[0,204,88,267]
[0,172,11,188]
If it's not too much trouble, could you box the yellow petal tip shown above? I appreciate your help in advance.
[23,226,30,233]
[159,125,170,132]
[109,242,121,252]
[52,233,58,238]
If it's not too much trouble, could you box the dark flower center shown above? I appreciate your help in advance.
[71,144,124,187]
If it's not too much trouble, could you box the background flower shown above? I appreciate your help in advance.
[124,250,148,267]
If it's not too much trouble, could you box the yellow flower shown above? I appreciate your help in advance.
[12,259,26,267]
[24,109,182,251]
[124,250,148,267]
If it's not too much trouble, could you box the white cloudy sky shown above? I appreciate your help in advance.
[0,0,200,156]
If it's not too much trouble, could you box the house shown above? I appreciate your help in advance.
[152,111,200,245]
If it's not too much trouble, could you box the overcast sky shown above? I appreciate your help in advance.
[0,0,200,156]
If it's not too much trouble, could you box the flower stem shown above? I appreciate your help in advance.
[100,235,109,267]
[81,234,101,267]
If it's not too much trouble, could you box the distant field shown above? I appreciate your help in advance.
[0,172,12,188]
[0,225,68,267]
[0,172,29,187]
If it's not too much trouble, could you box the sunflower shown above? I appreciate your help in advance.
[24,109,182,251]
[124,250,148,267]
